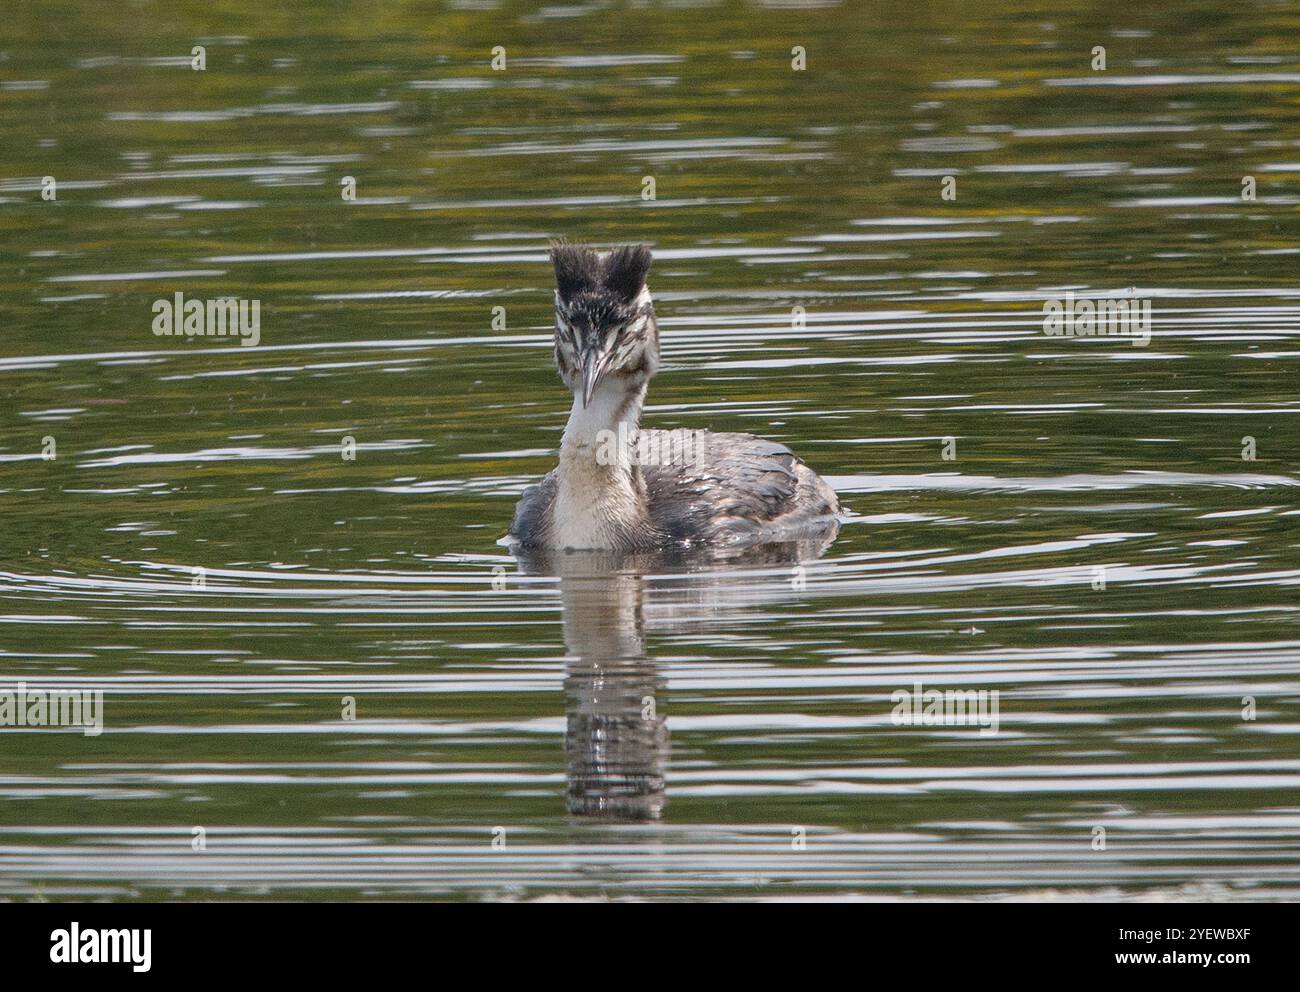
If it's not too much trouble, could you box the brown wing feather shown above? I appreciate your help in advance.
[642,430,838,544]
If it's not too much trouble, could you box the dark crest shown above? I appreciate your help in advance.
[550,241,652,305]
[601,244,653,304]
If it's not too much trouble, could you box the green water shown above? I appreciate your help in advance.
[2,1,1299,900]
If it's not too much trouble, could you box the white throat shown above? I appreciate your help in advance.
[562,380,641,451]
[552,379,648,550]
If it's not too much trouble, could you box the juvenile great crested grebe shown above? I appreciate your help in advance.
[509,243,840,551]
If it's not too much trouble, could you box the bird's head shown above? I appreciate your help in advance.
[550,242,659,408]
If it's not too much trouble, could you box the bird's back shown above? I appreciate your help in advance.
[640,429,840,545]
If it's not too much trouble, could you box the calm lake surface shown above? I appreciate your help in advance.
[2,1,1299,900]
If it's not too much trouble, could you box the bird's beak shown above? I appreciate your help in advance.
[580,350,606,409]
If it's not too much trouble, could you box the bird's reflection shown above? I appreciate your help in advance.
[512,535,837,821]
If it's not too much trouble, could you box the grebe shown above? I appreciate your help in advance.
[509,242,840,551]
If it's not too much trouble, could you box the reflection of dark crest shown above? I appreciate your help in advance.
[510,533,837,821]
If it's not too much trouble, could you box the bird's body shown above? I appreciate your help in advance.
[509,243,840,552]
[513,428,840,550]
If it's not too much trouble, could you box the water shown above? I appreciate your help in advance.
[2,1,1300,900]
